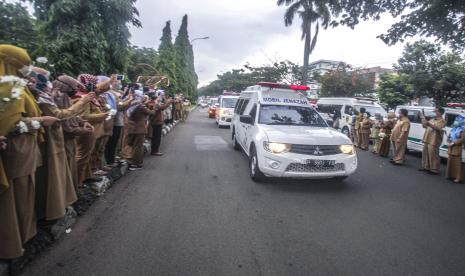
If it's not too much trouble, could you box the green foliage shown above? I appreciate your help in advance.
[157,21,177,95]
[396,40,465,106]
[126,46,158,82]
[0,0,39,54]
[377,73,412,109]
[174,15,198,99]
[330,0,465,50]
[29,0,140,76]
[277,0,333,83]
[317,63,375,97]
[198,60,302,96]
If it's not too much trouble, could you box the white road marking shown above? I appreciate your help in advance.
[194,136,228,151]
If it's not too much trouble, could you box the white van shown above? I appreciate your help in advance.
[316,98,387,136]
[216,95,239,127]
[231,82,358,182]
[395,105,465,161]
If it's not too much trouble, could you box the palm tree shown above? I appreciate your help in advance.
[277,0,331,84]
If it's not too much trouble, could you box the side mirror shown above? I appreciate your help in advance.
[240,115,253,125]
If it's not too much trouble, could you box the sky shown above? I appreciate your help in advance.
[7,0,410,87]
[129,0,410,87]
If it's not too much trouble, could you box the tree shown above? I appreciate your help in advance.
[29,0,140,75]
[396,40,465,106]
[198,60,303,96]
[330,0,465,50]
[174,15,198,99]
[126,46,158,82]
[377,73,412,109]
[157,21,177,94]
[277,0,332,84]
[0,0,39,54]
[318,63,375,97]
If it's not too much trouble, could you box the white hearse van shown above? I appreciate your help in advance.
[231,82,358,181]
[395,105,465,161]
[216,95,239,127]
[316,98,387,136]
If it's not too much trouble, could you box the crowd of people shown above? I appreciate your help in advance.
[349,107,465,183]
[0,45,190,260]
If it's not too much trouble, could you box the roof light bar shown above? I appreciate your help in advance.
[257,82,309,91]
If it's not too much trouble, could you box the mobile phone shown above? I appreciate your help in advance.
[117,75,125,81]
[85,83,94,93]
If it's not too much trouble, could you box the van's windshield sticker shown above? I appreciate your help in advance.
[262,97,308,105]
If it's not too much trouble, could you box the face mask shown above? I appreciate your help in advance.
[431,112,437,117]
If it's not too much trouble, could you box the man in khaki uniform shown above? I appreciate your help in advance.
[419,107,446,175]
[390,109,410,165]
[353,107,366,147]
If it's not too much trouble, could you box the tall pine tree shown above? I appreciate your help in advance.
[157,21,177,94]
[174,15,198,98]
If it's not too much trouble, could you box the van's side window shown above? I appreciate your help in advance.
[344,105,354,115]
[240,99,250,115]
[445,113,458,127]
[235,99,243,114]
[249,104,257,124]
[408,110,422,123]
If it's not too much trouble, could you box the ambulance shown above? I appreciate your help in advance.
[231,82,358,182]
[216,95,239,127]
[395,105,465,161]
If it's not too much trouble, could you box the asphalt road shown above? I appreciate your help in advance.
[23,108,465,276]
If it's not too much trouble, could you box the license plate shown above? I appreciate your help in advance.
[305,160,335,168]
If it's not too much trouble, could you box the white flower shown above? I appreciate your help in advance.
[2,97,11,102]
[30,120,41,130]
[36,57,48,64]
[11,87,22,99]
[0,76,16,83]
[17,121,29,134]
[105,104,112,110]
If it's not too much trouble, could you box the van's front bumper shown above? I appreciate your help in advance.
[218,115,233,126]
[257,149,358,179]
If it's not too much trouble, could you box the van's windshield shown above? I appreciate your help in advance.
[221,98,238,108]
[259,105,327,127]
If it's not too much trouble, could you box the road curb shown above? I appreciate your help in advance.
[3,121,181,275]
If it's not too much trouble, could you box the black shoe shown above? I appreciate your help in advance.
[418,168,428,172]
[83,177,102,183]
[428,171,439,175]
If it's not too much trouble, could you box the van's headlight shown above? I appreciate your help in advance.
[263,142,291,154]
[340,144,355,155]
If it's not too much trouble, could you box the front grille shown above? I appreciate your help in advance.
[285,163,345,173]
[226,118,232,122]
[290,145,341,156]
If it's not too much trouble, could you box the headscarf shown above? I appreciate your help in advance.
[96,75,111,93]
[52,75,84,96]
[450,115,465,142]
[0,45,41,193]
[126,89,144,117]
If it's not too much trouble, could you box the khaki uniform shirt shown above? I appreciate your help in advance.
[354,114,363,130]
[423,118,446,147]
[391,117,410,142]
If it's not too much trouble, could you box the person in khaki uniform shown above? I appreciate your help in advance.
[446,115,465,183]
[30,67,95,221]
[419,107,446,175]
[353,108,366,147]
[124,91,159,170]
[0,45,58,259]
[359,112,373,151]
[390,109,411,165]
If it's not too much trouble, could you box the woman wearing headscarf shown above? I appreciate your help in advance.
[359,112,373,151]
[29,67,96,221]
[53,75,95,190]
[378,112,397,157]
[123,90,158,170]
[446,115,465,183]
[0,45,58,259]
[75,74,109,185]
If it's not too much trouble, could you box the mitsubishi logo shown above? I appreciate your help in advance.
[313,146,324,156]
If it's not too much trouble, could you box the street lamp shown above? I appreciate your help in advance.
[190,36,210,43]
